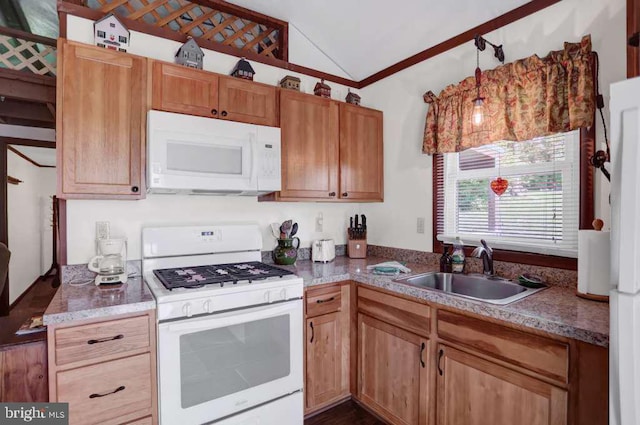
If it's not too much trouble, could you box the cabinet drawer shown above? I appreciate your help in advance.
[306,286,342,317]
[55,315,150,365]
[437,310,569,383]
[56,353,152,425]
[358,287,430,336]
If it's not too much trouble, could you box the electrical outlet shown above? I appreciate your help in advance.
[96,221,110,240]
[417,217,425,234]
[315,213,324,233]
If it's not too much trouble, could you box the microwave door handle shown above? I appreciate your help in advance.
[249,133,258,184]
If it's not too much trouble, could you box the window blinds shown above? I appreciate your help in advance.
[436,131,580,257]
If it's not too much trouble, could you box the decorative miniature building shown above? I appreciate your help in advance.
[314,79,331,98]
[230,58,255,80]
[279,75,301,91]
[175,38,204,69]
[345,89,361,106]
[94,13,130,52]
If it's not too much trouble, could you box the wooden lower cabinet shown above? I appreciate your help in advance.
[358,313,429,425]
[48,310,157,425]
[305,312,348,408]
[436,345,568,425]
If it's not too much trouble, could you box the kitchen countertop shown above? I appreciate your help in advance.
[282,256,610,347]
[43,277,156,326]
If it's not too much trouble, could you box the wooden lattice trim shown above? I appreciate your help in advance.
[86,0,287,60]
[0,28,57,76]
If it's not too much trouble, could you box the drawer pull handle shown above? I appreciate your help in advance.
[87,334,124,345]
[221,110,228,117]
[420,342,426,368]
[437,348,444,375]
[89,385,125,399]
[316,296,336,304]
[309,322,314,343]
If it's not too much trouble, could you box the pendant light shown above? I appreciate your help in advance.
[472,46,485,127]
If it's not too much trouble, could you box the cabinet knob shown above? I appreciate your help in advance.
[342,192,348,197]
[131,186,139,193]
[329,192,336,197]
[211,108,218,116]
[221,110,228,117]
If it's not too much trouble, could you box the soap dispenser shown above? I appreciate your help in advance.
[451,237,466,273]
[440,245,452,273]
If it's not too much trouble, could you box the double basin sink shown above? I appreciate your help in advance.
[393,272,545,305]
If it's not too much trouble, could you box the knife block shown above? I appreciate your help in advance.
[348,238,367,259]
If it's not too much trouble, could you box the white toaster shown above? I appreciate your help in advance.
[312,239,336,262]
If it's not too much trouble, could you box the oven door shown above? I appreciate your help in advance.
[157,299,303,425]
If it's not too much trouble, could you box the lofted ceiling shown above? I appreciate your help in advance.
[10,145,56,167]
[227,0,531,80]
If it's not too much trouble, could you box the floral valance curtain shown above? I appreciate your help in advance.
[422,35,595,155]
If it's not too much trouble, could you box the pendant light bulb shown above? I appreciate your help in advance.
[472,97,484,126]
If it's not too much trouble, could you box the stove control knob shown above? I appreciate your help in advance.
[203,299,212,313]
[183,302,192,317]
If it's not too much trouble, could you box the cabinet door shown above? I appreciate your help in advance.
[437,345,567,425]
[151,62,218,118]
[58,42,146,198]
[358,314,429,425]
[279,91,339,199]
[218,76,277,126]
[305,313,348,410]
[339,104,383,201]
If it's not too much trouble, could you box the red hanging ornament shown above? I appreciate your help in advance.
[491,177,509,196]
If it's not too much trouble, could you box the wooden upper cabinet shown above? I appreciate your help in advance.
[437,345,568,425]
[279,90,339,200]
[151,62,218,118]
[218,76,277,126]
[358,314,429,425]
[339,104,383,201]
[58,41,147,199]
[305,313,349,410]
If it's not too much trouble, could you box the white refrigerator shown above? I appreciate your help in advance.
[610,76,640,425]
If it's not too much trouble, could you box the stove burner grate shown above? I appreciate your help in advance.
[153,261,295,290]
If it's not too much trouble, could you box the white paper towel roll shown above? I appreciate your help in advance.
[578,230,611,296]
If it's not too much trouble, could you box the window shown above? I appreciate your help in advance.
[119,36,128,43]
[97,30,105,38]
[437,131,581,258]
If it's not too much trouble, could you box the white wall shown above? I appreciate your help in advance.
[360,0,624,252]
[65,15,363,264]
[7,150,57,304]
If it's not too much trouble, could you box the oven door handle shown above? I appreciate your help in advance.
[161,299,301,334]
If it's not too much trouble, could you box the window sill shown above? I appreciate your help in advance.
[434,239,578,270]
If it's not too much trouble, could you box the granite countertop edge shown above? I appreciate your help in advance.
[293,259,609,348]
[43,300,156,326]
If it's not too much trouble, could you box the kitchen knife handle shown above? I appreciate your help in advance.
[420,342,426,368]
[316,296,335,304]
[309,322,314,343]
[437,348,444,375]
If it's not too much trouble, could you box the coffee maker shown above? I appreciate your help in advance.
[88,238,128,285]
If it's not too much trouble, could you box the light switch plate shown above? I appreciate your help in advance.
[96,221,110,240]
[417,217,425,234]
[315,213,324,233]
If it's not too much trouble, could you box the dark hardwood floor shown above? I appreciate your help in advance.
[305,400,386,425]
[0,275,57,348]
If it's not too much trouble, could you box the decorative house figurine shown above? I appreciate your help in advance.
[279,75,301,91]
[345,89,361,106]
[175,37,204,69]
[94,13,129,52]
[230,58,255,80]
[314,79,331,98]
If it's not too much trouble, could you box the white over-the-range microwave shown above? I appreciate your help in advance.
[147,110,282,195]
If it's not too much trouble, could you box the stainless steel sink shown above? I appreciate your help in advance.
[393,272,545,305]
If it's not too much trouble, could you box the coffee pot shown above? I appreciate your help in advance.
[89,238,128,285]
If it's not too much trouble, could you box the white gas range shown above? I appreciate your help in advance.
[142,224,304,425]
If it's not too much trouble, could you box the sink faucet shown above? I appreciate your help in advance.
[471,240,494,276]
